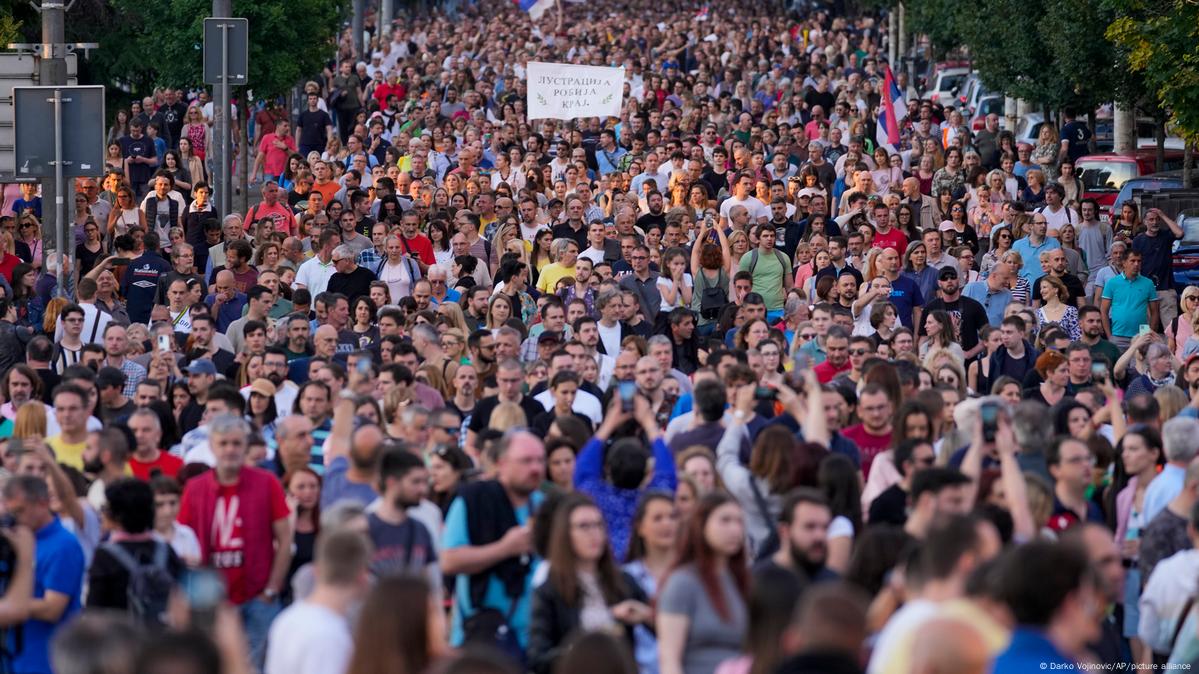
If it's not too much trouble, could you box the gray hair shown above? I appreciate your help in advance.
[320,500,367,530]
[647,334,672,349]
[332,244,355,261]
[411,323,439,344]
[51,613,143,674]
[399,405,429,427]
[550,238,577,259]
[1163,417,1199,463]
[222,214,243,229]
[494,326,522,342]
[1011,401,1052,456]
[129,407,161,431]
[1147,342,1172,362]
[209,413,251,439]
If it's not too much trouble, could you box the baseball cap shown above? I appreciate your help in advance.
[186,359,217,376]
[538,331,562,345]
[938,267,959,280]
[249,378,277,398]
[938,220,956,232]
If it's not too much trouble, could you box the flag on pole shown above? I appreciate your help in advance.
[516,0,555,20]
[875,65,907,149]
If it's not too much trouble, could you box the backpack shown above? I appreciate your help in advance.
[101,541,174,626]
[695,268,728,320]
[747,248,789,276]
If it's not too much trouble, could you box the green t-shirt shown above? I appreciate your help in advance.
[738,248,792,311]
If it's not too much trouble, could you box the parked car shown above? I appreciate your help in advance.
[958,74,997,116]
[1172,210,1199,288]
[968,95,1005,131]
[930,67,971,109]
[1077,150,1187,215]
[1111,170,1197,216]
[1013,113,1049,148]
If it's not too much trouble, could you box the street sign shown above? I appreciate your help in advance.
[202,17,249,86]
[12,85,104,179]
[0,53,79,180]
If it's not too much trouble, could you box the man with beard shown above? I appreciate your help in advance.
[366,447,440,587]
[442,431,546,650]
[1077,305,1121,370]
[753,489,838,584]
[920,267,989,358]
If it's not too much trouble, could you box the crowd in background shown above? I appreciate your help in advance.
[0,0,1191,673]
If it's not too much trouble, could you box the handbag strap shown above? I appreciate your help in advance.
[746,471,775,532]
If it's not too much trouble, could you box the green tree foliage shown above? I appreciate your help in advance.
[0,16,23,49]
[903,0,1126,113]
[1107,0,1199,142]
[82,0,348,100]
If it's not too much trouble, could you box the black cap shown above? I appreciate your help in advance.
[538,331,562,344]
[938,267,959,280]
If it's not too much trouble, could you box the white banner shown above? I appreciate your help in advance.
[526,61,624,120]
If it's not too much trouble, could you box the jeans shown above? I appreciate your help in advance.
[240,596,282,672]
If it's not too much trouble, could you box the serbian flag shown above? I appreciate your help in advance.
[875,65,907,149]
[695,5,710,20]
[517,0,555,20]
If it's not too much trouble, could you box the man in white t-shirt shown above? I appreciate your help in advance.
[1036,184,1080,234]
[265,529,370,674]
[719,172,769,227]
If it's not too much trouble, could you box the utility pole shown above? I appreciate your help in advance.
[380,0,394,39]
[213,0,231,218]
[38,0,67,285]
[352,0,365,59]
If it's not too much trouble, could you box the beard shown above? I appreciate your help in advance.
[789,540,827,576]
[83,457,104,474]
[267,371,284,386]
[394,494,421,510]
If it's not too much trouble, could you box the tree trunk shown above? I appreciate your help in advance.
[1086,110,1097,154]
[235,98,249,216]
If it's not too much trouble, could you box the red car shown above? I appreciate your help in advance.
[1076,150,1186,215]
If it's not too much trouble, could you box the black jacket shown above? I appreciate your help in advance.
[527,571,647,674]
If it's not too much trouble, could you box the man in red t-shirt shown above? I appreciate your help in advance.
[244,181,296,236]
[813,327,852,384]
[127,408,183,479]
[871,202,908,254]
[251,119,297,185]
[398,210,436,269]
[178,414,291,668]
[841,384,894,479]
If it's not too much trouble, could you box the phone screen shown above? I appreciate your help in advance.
[618,381,636,413]
[980,402,999,443]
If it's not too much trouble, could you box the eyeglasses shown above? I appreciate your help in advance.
[849,348,870,356]
[439,426,460,434]
[800,333,816,340]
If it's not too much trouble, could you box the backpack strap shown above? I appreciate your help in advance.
[101,541,141,574]
[747,475,776,532]
[152,540,169,568]
[748,249,760,275]
[1172,595,1198,652]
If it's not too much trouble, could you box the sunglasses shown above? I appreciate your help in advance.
[849,348,870,356]
[800,333,816,340]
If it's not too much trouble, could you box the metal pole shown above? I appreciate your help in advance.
[352,0,365,59]
[888,6,897,67]
[51,89,65,298]
[380,0,393,39]
[219,24,231,219]
[39,0,67,277]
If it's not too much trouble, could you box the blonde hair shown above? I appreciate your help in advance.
[1155,386,1188,424]
[13,403,47,441]
[923,346,965,374]
[417,362,450,399]
[488,401,527,431]
[437,302,470,335]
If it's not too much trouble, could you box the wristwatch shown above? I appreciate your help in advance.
[263,588,278,600]
[731,409,748,422]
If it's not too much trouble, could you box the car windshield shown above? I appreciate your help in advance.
[939,72,968,91]
[1078,160,1137,191]
[979,98,1003,116]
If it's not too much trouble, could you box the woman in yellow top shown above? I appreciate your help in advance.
[536,238,580,295]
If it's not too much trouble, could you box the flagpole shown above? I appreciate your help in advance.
[556,0,562,33]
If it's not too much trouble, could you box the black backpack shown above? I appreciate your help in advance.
[695,269,728,320]
[101,541,174,627]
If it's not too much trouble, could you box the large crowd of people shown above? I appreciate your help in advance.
[0,0,1192,673]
